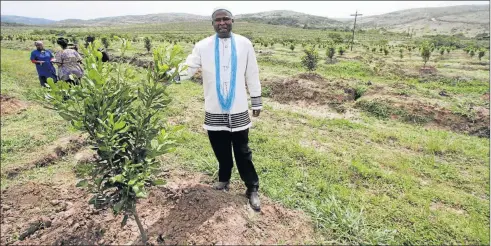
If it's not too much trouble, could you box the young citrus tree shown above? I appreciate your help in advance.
[478,49,486,61]
[144,37,152,53]
[43,39,185,243]
[101,37,110,49]
[420,41,434,67]
[326,46,335,63]
[383,47,389,56]
[338,46,345,56]
[301,46,320,72]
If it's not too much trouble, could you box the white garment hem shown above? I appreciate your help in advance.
[203,123,252,132]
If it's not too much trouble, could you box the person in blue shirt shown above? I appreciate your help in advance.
[30,41,57,87]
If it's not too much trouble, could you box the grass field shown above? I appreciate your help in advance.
[0,22,489,245]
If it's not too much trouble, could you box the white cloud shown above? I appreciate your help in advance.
[1,1,488,21]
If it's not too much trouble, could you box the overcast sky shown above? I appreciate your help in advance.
[1,1,489,21]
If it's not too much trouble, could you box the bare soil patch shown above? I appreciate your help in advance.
[111,55,152,69]
[264,73,356,106]
[430,201,467,215]
[1,170,319,245]
[419,66,438,76]
[358,96,490,138]
[3,135,86,179]
[1,94,28,116]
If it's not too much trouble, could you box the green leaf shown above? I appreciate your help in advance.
[111,174,124,183]
[114,121,126,131]
[113,200,125,214]
[136,190,147,198]
[76,179,88,188]
[153,179,166,186]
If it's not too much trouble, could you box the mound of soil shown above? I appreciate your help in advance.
[359,97,490,138]
[265,73,356,106]
[111,55,153,69]
[191,69,203,84]
[3,135,86,179]
[1,171,319,245]
[1,94,27,116]
[419,66,438,76]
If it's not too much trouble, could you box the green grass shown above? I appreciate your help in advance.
[1,49,71,169]
[1,28,489,245]
[159,81,489,244]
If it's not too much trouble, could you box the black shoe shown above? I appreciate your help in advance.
[213,181,229,191]
[246,191,261,211]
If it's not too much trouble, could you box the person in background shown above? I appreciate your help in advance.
[54,38,84,85]
[30,41,57,87]
[85,36,110,62]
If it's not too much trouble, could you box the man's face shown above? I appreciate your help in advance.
[213,10,233,38]
[35,43,43,50]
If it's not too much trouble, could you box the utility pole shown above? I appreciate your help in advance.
[350,10,363,51]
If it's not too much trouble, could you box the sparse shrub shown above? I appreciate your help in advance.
[301,46,320,72]
[399,48,403,59]
[469,49,475,58]
[290,44,295,52]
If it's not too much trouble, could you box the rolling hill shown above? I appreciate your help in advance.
[1,4,489,36]
[54,13,208,27]
[235,10,347,29]
[349,4,490,36]
[1,15,55,25]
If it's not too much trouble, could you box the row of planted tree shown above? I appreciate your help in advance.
[298,40,487,72]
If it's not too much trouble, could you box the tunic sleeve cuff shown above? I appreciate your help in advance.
[251,96,262,110]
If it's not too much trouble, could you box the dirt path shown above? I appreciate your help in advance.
[1,168,321,245]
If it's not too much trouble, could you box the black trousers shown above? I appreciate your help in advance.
[39,75,57,87]
[208,129,259,192]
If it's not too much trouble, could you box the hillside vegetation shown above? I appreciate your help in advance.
[1,4,489,36]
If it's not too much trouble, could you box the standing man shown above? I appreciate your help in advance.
[185,7,263,211]
[30,41,57,87]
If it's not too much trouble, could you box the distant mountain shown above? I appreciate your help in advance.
[345,4,490,36]
[235,10,346,29]
[1,15,55,25]
[0,21,29,27]
[54,13,208,26]
[1,4,489,36]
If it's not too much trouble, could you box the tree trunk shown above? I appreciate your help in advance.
[133,206,148,244]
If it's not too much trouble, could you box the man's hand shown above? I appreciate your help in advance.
[253,109,261,117]
[38,61,45,65]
